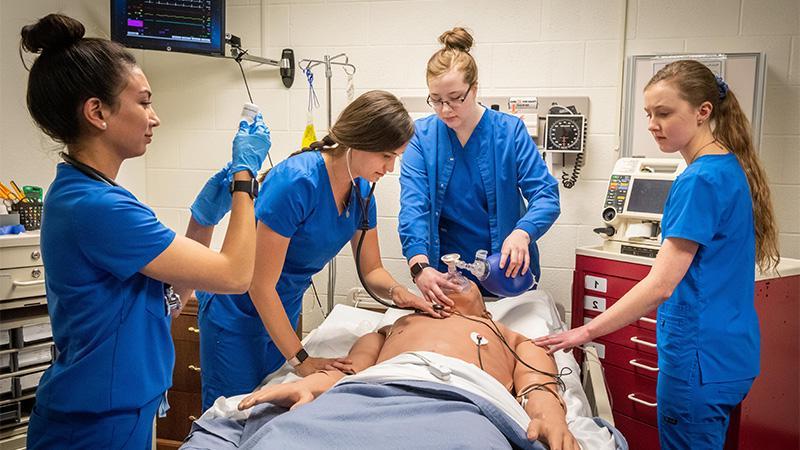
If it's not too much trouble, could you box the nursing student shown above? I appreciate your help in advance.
[535,60,780,450]
[21,14,270,450]
[399,27,560,306]
[195,90,437,411]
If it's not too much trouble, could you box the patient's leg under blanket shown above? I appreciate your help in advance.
[238,381,546,450]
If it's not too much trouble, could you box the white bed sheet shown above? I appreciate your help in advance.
[205,290,616,450]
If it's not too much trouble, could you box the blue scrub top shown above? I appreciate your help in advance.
[200,151,377,334]
[439,111,493,291]
[399,107,560,281]
[659,153,758,383]
[38,163,176,413]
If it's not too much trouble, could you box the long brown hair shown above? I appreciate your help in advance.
[646,60,779,271]
[259,90,414,182]
[426,27,478,85]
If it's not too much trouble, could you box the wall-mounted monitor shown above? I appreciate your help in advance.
[111,0,225,56]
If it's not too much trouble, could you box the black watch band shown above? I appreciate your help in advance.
[410,262,430,281]
[230,178,258,199]
[288,348,308,367]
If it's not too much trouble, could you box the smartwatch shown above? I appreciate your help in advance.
[409,261,430,281]
[288,348,309,367]
[230,178,259,199]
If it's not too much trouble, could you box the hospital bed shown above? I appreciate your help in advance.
[181,290,625,449]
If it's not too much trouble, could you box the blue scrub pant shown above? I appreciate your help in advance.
[197,314,286,412]
[27,394,161,449]
[657,355,754,450]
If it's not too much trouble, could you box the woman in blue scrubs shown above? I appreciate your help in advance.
[535,60,780,449]
[21,14,269,449]
[196,90,437,411]
[399,27,560,305]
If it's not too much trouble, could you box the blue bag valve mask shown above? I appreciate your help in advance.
[441,250,535,298]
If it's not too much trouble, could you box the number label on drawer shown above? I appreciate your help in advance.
[584,295,606,312]
[584,275,607,293]
[588,342,606,359]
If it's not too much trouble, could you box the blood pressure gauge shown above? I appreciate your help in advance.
[544,114,586,153]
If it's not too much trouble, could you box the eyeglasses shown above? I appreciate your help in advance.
[426,84,473,110]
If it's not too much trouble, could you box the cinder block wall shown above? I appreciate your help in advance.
[1,1,797,334]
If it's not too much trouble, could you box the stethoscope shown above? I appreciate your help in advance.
[60,152,119,187]
[59,151,181,314]
[343,149,439,313]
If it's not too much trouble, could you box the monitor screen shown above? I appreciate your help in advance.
[626,179,673,215]
[111,0,225,56]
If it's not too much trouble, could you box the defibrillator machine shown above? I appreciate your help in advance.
[592,158,686,259]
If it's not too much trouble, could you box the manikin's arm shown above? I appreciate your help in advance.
[238,331,385,411]
[513,340,580,450]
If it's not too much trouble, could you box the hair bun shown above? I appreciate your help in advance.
[438,27,474,52]
[21,13,85,54]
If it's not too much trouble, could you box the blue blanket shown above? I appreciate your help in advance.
[182,380,627,450]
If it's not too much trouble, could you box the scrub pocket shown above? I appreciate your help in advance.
[657,309,692,361]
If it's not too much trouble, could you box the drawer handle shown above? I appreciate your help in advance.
[31,250,41,261]
[189,415,198,421]
[188,364,201,373]
[628,359,659,372]
[630,336,657,348]
[13,279,45,287]
[188,326,200,334]
[639,317,657,324]
[627,393,657,408]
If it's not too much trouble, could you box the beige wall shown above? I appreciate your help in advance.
[1,0,798,332]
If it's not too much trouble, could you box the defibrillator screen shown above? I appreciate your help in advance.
[627,179,673,215]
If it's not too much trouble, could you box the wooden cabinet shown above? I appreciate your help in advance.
[156,298,202,449]
[572,251,800,450]
[0,233,52,449]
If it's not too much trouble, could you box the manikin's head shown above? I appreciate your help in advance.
[448,279,491,318]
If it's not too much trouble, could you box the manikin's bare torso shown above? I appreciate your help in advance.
[376,313,525,392]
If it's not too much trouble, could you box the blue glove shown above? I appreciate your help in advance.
[230,112,271,178]
[190,162,233,226]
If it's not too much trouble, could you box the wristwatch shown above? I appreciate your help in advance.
[288,348,309,368]
[230,178,259,199]
[409,262,430,282]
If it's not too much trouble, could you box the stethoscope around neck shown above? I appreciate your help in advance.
[60,152,119,187]
[59,152,181,314]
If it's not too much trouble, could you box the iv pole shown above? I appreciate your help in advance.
[298,53,357,314]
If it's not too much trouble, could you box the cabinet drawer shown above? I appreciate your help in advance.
[605,364,658,426]
[583,296,657,326]
[16,321,53,346]
[172,314,200,342]
[172,340,201,392]
[0,245,42,270]
[613,411,660,450]
[17,343,54,368]
[582,271,639,298]
[586,320,657,356]
[0,266,45,300]
[0,376,12,397]
[591,338,659,380]
[14,369,46,395]
[157,390,202,442]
